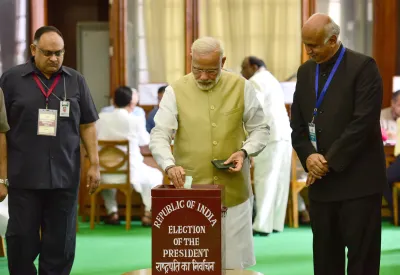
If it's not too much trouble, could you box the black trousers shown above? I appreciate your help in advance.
[309,193,382,275]
[6,187,78,275]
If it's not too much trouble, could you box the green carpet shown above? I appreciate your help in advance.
[0,221,399,275]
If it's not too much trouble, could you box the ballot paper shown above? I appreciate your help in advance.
[183,176,193,189]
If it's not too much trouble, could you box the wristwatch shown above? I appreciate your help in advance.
[0,179,9,187]
[165,165,176,174]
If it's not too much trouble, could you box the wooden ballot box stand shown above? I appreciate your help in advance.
[152,184,225,275]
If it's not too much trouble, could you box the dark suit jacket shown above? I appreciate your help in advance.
[290,45,387,202]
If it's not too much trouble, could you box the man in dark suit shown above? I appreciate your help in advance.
[291,13,386,275]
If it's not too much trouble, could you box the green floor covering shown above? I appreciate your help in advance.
[0,221,399,275]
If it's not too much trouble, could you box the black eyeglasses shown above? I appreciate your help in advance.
[35,45,65,57]
[192,66,219,76]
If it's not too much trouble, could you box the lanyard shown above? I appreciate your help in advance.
[33,73,61,109]
[313,46,346,120]
[37,74,67,102]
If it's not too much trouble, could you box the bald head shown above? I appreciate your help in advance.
[241,56,266,80]
[303,13,340,43]
[302,13,341,63]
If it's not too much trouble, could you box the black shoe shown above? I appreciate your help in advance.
[104,212,121,225]
[253,230,269,236]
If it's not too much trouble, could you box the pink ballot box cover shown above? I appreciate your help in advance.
[151,185,225,275]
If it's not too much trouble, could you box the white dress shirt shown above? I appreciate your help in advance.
[97,108,149,164]
[249,68,291,142]
[101,105,147,127]
[97,108,150,192]
[150,79,270,170]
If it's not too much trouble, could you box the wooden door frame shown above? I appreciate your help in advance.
[301,0,316,64]
[30,0,47,41]
[109,0,127,98]
[373,0,398,108]
[184,0,199,74]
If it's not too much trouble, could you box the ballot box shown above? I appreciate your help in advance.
[152,184,225,275]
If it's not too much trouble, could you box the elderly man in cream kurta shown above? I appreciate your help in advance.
[150,37,270,269]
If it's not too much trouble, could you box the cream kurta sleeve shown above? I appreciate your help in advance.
[149,86,178,171]
[149,81,270,171]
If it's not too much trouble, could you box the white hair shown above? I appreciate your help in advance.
[191,37,224,58]
[324,20,340,43]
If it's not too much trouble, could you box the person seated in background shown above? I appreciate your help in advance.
[380,90,400,141]
[146,85,167,133]
[101,87,147,127]
[97,86,163,226]
[384,117,400,223]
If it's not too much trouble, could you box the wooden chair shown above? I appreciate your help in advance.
[0,236,5,257]
[79,145,146,222]
[287,150,307,228]
[90,140,133,230]
[394,182,400,226]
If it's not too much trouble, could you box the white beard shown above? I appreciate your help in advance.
[195,72,221,91]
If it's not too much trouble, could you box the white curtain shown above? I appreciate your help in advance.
[199,0,301,81]
[143,0,185,83]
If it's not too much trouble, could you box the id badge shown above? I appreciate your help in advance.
[60,101,70,117]
[38,109,57,136]
[308,122,317,150]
